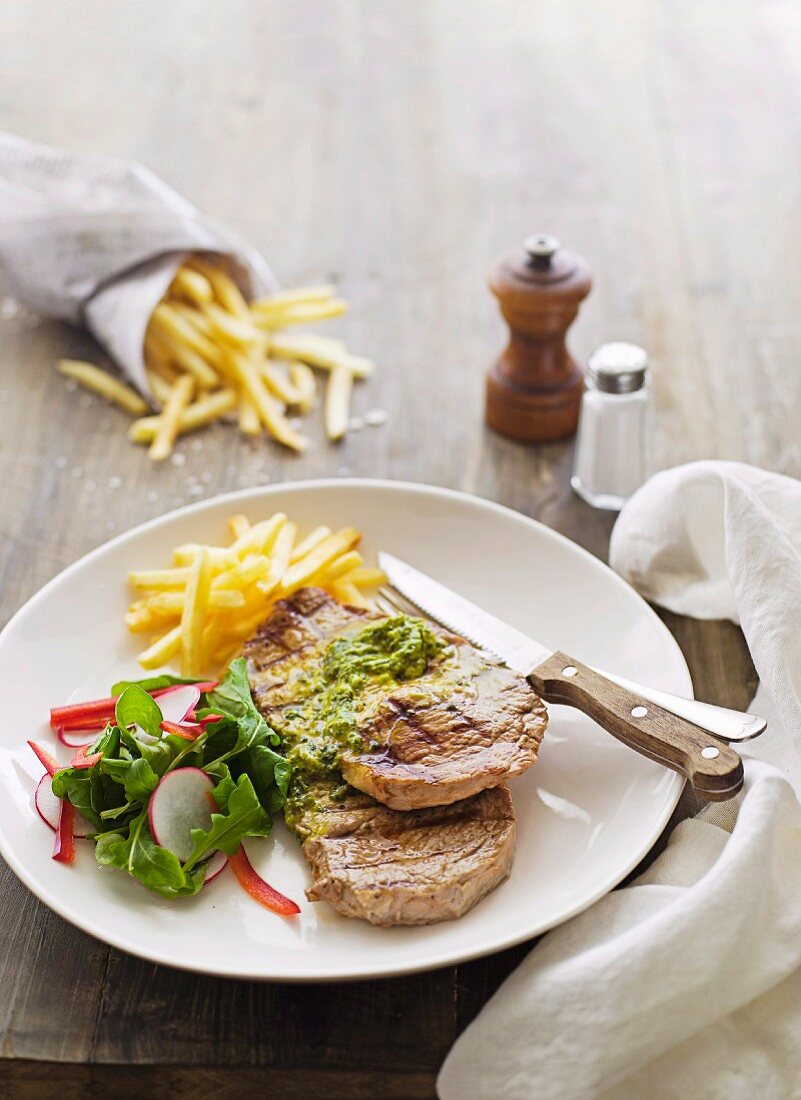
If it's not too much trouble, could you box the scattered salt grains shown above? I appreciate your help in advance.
[0,297,21,321]
[201,471,212,484]
[146,490,159,503]
[79,394,93,408]
[107,476,123,490]
[170,452,186,467]
[364,408,388,427]
[85,480,96,493]
[191,439,204,453]
[54,456,67,469]
[188,485,204,498]
[71,466,83,478]
[348,417,365,432]
[64,378,78,392]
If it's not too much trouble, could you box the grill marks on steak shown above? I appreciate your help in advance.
[245,587,548,811]
[244,587,546,925]
[344,643,547,810]
[302,784,516,926]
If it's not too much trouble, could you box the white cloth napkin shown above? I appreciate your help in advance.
[0,132,277,394]
[438,461,801,1099]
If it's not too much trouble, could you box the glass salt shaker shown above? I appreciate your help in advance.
[571,342,651,510]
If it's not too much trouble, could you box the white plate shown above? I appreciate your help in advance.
[0,480,687,981]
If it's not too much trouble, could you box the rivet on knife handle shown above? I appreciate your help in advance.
[528,652,744,801]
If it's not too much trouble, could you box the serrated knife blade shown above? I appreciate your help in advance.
[377,551,552,675]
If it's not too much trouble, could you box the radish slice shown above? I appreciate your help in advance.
[229,846,300,915]
[35,775,93,837]
[134,725,160,746]
[148,767,214,862]
[203,850,228,885]
[56,727,93,749]
[156,685,201,724]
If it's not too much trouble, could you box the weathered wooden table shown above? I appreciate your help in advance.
[1,0,790,1094]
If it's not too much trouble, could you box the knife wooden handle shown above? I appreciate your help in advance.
[528,652,744,801]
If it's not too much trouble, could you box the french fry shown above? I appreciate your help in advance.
[172,544,234,568]
[125,606,180,634]
[149,374,195,461]
[325,364,353,441]
[188,257,252,320]
[251,285,336,312]
[290,525,331,562]
[260,361,301,405]
[288,361,317,413]
[238,393,262,436]
[168,341,219,389]
[138,625,182,670]
[213,555,271,591]
[202,301,264,348]
[279,528,361,594]
[57,360,148,416]
[230,513,287,558]
[180,548,213,676]
[129,567,190,590]
[170,301,216,339]
[227,514,251,540]
[318,551,364,584]
[253,299,348,329]
[268,333,373,378]
[150,304,221,366]
[225,351,307,452]
[330,580,370,609]
[146,367,175,406]
[129,389,237,444]
[341,566,387,588]
[170,266,214,306]
[146,589,245,613]
[258,521,297,593]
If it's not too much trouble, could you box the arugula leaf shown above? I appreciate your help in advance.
[122,757,159,802]
[184,773,271,869]
[206,659,280,756]
[233,744,291,814]
[116,685,163,739]
[51,769,102,829]
[119,726,178,777]
[111,673,202,695]
[95,812,204,899]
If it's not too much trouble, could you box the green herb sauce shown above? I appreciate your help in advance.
[272,615,445,834]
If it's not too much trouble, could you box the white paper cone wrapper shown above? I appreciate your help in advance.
[0,132,278,396]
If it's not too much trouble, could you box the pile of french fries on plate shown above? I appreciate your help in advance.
[126,511,385,677]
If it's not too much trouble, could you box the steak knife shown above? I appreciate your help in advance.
[378,552,766,801]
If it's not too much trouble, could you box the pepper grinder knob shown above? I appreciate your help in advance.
[486,234,593,442]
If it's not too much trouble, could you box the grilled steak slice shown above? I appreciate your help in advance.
[245,587,547,811]
[302,784,516,925]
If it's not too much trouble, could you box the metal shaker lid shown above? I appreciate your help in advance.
[587,343,649,394]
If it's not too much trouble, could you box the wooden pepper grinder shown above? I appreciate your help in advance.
[486,234,592,442]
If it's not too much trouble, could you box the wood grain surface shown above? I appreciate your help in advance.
[0,0,782,1095]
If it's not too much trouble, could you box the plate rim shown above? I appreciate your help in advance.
[0,478,687,981]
